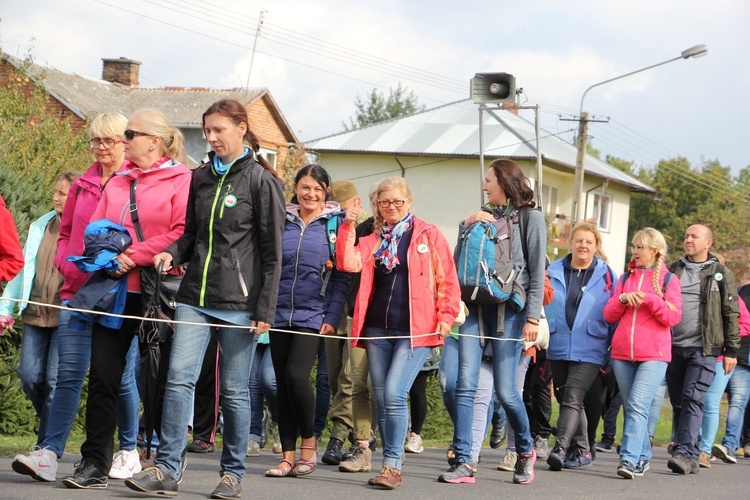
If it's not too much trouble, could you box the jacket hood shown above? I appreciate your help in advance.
[627,259,672,276]
[116,159,188,183]
[285,201,342,221]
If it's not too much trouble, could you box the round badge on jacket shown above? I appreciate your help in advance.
[417,243,429,254]
[224,194,237,208]
[714,272,723,282]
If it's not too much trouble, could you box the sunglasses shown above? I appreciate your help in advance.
[123,129,155,141]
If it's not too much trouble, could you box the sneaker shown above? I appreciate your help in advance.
[272,425,282,454]
[260,409,270,449]
[246,440,260,457]
[634,459,650,477]
[187,439,214,453]
[125,466,178,495]
[438,463,476,484]
[322,438,344,465]
[497,451,517,471]
[564,450,593,469]
[339,444,372,473]
[546,444,566,471]
[490,423,507,449]
[210,473,241,499]
[62,461,108,489]
[405,432,424,454]
[712,444,737,464]
[534,435,550,459]
[668,453,699,474]
[698,451,711,468]
[595,441,613,453]
[617,460,635,479]
[140,448,157,470]
[11,446,58,482]
[369,466,402,489]
[512,449,536,485]
[109,449,142,479]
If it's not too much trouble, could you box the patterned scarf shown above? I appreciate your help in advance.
[374,212,414,273]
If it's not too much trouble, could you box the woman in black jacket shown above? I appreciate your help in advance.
[125,99,286,498]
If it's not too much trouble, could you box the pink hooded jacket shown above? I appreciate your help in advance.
[604,262,683,362]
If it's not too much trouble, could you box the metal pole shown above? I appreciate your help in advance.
[534,105,543,209]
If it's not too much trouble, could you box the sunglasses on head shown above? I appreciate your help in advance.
[123,129,155,141]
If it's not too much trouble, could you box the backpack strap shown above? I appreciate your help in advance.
[129,181,145,243]
[320,212,344,297]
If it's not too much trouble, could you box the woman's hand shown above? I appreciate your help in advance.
[153,252,174,273]
[344,197,362,225]
[466,210,493,225]
[252,320,270,335]
[437,321,451,338]
[110,248,136,277]
[621,291,645,307]
[523,321,539,343]
[320,323,336,336]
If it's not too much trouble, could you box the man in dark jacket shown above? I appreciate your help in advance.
[666,224,740,474]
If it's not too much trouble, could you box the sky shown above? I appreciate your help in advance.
[2,0,749,176]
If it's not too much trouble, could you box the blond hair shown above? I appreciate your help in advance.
[570,221,608,263]
[89,112,127,139]
[131,109,186,161]
[373,176,412,235]
[632,227,668,298]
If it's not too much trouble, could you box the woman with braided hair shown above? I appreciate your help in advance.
[603,227,682,479]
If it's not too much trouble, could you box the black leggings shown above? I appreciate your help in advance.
[408,370,431,435]
[270,327,319,451]
[549,360,600,452]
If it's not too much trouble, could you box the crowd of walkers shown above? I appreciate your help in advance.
[1,100,749,498]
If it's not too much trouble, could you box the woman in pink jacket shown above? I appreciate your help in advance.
[61,109,191,489]
[337,176,460,490]
[604,227,682,479]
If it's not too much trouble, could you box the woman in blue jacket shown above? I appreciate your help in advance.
[266,164,351,478]
[545,222,617,471]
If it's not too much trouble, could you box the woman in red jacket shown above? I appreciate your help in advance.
[604,227,682,479]
[0,194,24,284]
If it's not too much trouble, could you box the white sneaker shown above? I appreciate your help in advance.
[405,433,424,454]
[11,446,58,482]
[497,451,518,471]
[246,440,260,457]
[109,449,142,479]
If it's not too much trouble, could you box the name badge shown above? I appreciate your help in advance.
[417,243,429,254]
[224,194,237,208]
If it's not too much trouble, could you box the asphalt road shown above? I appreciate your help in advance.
[1,445,746,499]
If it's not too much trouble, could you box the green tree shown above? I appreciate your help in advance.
[344,83,425,131]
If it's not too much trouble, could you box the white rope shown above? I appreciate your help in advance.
[0,297,524,342]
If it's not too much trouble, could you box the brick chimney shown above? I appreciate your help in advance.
[101,57,141,87]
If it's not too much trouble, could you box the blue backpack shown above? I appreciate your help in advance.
[456,212,524,309]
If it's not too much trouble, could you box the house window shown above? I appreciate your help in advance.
[541,184,558,216]
[586,193,611,231]
[259,147,278,170]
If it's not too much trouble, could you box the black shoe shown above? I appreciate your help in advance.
[62,461,108,489]
[668,453,699,475]
[125,466,178,496]
[322,438,344,465]
[369,430,378,451]
[546,444,566,471]
[490,423,507,449]
[187,439,215,453]
[617,460,635,479]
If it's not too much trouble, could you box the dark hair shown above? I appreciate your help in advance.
[488,159,535,208]
[202,99,279,179]
[290,164,331,204]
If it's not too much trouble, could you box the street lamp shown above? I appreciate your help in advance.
[570,44,708,224]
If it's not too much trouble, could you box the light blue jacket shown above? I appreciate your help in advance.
[546,256,617,365]
[0,211,58,317]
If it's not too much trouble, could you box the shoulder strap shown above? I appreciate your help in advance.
[249,161,263,212]
[129,181,145,243]
[518,207,530,263]
[620,270,632,288]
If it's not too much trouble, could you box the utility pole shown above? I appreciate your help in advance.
[571,112,589,225]
[246,10,266,88]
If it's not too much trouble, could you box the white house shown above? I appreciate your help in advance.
[306,99,653,273]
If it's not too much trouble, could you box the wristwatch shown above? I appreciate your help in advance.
[619,294,627,304]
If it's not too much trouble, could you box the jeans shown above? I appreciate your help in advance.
[647,378,667,439]
[249,343,277,442]
[503,353,531,452]
[156,306,257,480]
[666,346,717,459]
[453,304,532,464]
[18,323,58,446]
[612,359,668,466]
[439,335,458,424]
[699,361,732,454]
[722,364,750,451]
[549,360,600,453]
[364,330,429,470]
[472,359,494,462]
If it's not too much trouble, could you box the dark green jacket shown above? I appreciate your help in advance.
[668,255,740,357]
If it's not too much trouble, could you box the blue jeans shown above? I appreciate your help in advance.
[249,343,277,442]
[364,330,429,470]
[722,364,750,451]
[18,323,59,446]
[438,335,458,423]
[453,304,532,464]
[612,359,668,465]
[700,361,732,454]
[156,306,257,480]
[647,377,667,439]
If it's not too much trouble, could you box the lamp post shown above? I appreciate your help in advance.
[570,44,708,224]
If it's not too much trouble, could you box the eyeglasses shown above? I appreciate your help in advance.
[123,129,155,141]
[88,138,121,149]
[377,198,409,209]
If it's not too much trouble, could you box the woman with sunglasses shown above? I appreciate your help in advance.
[337,176,460,489]
[12,113,143,484]
[61,109,192,489]
[544,222,618,471]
